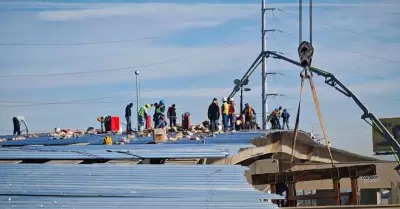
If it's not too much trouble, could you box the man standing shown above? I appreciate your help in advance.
[125,103,133,132]
[167,104,177,127]
[277,106,282,129]
[154,100,166,128]
[208,98,220,133]
[228,98,236,131]
[138,104,151,131]
[282,109,290,130]
[221,97,229,131]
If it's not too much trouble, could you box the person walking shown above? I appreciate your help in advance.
[221,97,229,131]
[208,98,220,133]
[282,108,290,130]
[167,104,177,127]
[125,103,133,132]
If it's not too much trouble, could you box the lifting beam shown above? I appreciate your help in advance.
[263,50,400,168]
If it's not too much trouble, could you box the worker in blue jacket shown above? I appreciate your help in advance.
[154,100,166,128]
[281,108,290,130]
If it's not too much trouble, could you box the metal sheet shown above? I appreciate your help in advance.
[0,164,282,209]
[0,144,254,160]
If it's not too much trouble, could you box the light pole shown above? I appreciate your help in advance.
[134,70,140,131]
[241,87,252,115]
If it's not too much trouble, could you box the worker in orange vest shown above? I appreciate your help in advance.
[242,103,256,130]
[228,98,237,131]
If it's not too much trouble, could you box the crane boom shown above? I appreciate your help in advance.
[265,51,400,165]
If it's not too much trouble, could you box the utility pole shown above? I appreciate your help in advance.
[227,1,282,130]
[261,0,267,130]
[134,70,140,131]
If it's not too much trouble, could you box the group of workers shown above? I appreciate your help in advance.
[208,97,257,132]
[269,106,291,130]
[124,100,178,132]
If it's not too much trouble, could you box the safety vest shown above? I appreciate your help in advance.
[228,103,236,114]
[246,106,253,116]
[277,110,281,117]
[222,103,229,114]
[138,106,146,116]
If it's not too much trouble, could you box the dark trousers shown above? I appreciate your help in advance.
[169,116,176,127]
[282,119,289,130]
[210,119,218,133]
[222,114,229,131]
[228,114,236,130]
[13,117,21,135]
[156,119,165,128]
[126,116,132,132]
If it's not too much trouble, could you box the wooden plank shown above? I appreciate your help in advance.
[0,160,22,164]
[45,160,83,164]
[289,192,351,201]
[252,164,376,185]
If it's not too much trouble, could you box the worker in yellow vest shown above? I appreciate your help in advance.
[221,97,229,131]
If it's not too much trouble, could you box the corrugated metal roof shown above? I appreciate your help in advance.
[0,144,254,160]
[0,131,265,147]
[0,164,282,208]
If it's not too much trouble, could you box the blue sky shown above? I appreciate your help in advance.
[0,0,399,158]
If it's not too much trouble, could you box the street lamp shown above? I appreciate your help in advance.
[134,70,140,131]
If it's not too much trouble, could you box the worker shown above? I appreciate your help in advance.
[97,115,109,132]
[228,98,236,132]
[167,104,177,127]
[281,109,290,130]
[270,108,278,129]
[208,98,220,133]
[12,116,25,135]
[242,103,256,130]
[221,97,229,131]
[154,100,166,128]
[138,104,151,131]
[153,102,159,127]
[125,103,133,133]
[276,106,282,129]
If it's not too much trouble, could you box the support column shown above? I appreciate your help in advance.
[333,179,341,205]
[350,178,359,205]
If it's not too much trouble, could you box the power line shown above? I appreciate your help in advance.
[272,10,400,64]
[0,44,238,78]
[277,9,397,44]
[0,36,157,46]
[0,68,232,107]
[0,87,229,108]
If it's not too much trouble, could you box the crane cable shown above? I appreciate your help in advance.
[289,67,335,169]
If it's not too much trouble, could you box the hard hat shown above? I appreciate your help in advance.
[145,104,151,108]
[159,100,165,105]
[229,98,234,101]
[222,97,227,102]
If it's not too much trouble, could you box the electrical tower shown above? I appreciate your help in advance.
[228,0,283,130]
